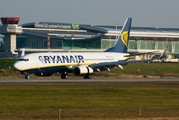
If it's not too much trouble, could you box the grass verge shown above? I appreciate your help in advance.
[0,82,179,119]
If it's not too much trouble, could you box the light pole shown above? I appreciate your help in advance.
[114,22,118,40]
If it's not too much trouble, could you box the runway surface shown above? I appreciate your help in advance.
[0,78,179,83]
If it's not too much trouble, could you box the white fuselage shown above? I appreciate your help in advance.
[13,52,129,73]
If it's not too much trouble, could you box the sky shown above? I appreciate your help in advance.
[0,0,179,28]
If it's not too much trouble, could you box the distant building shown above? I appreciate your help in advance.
[0,17,22,57]
[0,17,179,58]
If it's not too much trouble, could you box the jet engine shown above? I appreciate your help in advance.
[73,66,93,76]
[34,73,53,76]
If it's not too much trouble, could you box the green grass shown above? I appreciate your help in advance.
[95,63,179,78]
[0,82,179,119]
[119,63,179,74]
[0,59,16,69]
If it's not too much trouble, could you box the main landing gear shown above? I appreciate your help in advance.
[84,75,91,79]
[61,72,68,79]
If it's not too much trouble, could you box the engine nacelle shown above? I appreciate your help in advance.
[73,66,93,76]
[34,73,53,76]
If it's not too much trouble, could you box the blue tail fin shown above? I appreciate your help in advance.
[105,18,132,53]
[159,46,168,59]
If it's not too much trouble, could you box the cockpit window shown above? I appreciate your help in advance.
[19,59,29,61]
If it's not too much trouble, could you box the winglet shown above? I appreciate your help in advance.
[21,48,25,57]
[159,46,168,59]
[105,18,132,53]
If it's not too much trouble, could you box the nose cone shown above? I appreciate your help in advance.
[13,62,21,70]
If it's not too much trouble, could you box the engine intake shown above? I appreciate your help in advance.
[73,66,93,76]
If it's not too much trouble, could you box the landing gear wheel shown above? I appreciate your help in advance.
[61,74,68,79]
[84,75,91,79]
[25,75,29,79]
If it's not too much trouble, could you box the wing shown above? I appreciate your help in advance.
[124,51,158,57]
[89,59,153,71]
[89,45,167,70]
[125,46,168,58]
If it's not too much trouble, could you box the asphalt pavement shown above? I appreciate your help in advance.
[0,78,178,83]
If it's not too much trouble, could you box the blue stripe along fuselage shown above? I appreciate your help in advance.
[22,65,68,74]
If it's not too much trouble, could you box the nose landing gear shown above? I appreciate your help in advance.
[25,75,30,79]
[22,72,29,79]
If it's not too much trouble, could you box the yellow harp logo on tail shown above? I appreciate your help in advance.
[121,31,129,48]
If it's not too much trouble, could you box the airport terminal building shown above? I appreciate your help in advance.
[0,17,179,58]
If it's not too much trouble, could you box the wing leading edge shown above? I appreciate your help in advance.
[89,59,153,68]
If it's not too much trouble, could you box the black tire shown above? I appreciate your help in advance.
[25,75,29,79]
[61,74,65,79]
[84,75,91,79]
[61,74,68,79]
[64,74,68,79]
[88,75,91,79]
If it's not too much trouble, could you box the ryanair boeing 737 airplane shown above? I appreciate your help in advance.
[13,18,155,79]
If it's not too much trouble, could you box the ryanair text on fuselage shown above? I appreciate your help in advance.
[38,55,84,64]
